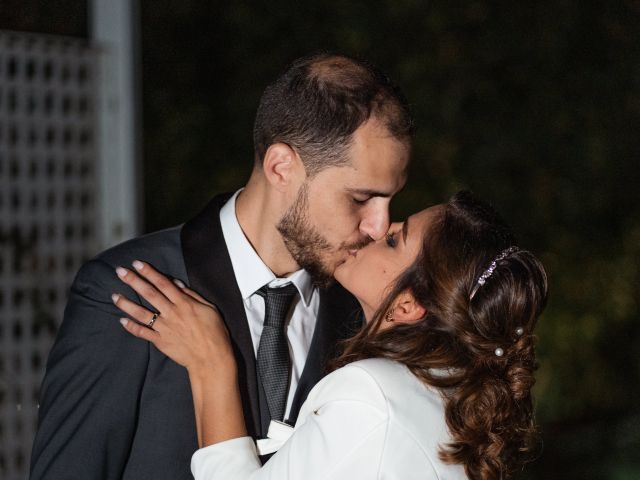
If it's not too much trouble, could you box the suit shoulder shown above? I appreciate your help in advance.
[94,225,183,268]
[72,225,185,301]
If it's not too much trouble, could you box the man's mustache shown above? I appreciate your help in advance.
[341,237,372,251]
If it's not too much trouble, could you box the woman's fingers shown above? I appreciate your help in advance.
[114,263,232,370]
[111,293,161,330]
[120,318,160,343]
[131,260,187,305]
[116,266,174,315]
[180,286,216,309]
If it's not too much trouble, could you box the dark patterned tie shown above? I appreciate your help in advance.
[256,283,298,422]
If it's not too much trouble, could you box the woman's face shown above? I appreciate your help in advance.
[334,205,441,320]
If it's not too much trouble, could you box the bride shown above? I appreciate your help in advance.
[113,191,547,480]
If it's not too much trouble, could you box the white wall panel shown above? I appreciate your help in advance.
[0,30,99,480]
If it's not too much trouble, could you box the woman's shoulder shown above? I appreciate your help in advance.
[345,357,411,379]
[301,359,435,416]
[293,360,389,433]
[294,360,391,420]
[342,361,457,473]
[343,358,426,388]
[305,359,391,406]
[348,359,444,407]
[295,360,461,476]
[324,359,447,425]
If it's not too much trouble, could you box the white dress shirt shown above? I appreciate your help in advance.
[219,190,320,421]
[191,358,469,480]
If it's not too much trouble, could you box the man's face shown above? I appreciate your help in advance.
[277,118,410,287]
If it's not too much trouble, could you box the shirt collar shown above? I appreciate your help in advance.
[219,189,315,306]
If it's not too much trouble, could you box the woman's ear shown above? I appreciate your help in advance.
[262,143,304,191]
[392,290,426,324]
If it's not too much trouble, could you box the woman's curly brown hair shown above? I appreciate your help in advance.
[332,191,548,480]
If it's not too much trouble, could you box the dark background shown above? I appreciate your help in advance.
[3,1,639,478]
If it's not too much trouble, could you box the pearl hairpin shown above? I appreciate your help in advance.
[494,327,525,357]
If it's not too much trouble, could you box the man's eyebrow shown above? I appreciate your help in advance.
[402,217,409,245]
[346,188,393,198]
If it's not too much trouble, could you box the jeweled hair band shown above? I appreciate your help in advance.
[469,246,519,300]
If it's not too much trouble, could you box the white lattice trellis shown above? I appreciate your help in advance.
[0,31,99,479]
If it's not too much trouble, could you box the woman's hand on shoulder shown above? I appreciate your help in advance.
[112,260,235,376]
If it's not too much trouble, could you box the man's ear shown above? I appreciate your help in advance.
[262,143,305,191]
[392,290,426,324]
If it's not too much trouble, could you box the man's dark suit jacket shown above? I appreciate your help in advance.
[30,194,362,480]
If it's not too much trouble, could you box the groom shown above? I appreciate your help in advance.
[30,53,414,479]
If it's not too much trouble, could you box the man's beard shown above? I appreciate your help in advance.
[277,183,371,289]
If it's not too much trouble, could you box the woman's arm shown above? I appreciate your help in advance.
[112,260,247,447]
[187,362,246,446]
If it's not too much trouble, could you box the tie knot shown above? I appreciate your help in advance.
[257,282,298,299]
[257,283,298,328]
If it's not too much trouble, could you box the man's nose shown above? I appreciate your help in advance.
[359,203,390,241]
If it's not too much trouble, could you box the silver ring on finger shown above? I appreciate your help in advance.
[148,312,159,328]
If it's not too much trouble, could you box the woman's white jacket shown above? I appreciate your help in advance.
[191,358,467,479]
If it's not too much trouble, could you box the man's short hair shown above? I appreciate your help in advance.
[253,53,415,176]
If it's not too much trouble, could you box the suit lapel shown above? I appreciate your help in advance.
[180,193,262,438]
[288,283,363,425]
[181,193,364,433]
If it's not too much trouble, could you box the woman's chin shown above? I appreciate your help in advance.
[333,268,348,289]
[334,259,358,286]
[333,259,347,279]
[332,274,371,320]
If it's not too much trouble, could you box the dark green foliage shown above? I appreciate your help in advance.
[141,3,640,477]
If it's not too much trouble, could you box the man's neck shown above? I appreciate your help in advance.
[235,180,301,278]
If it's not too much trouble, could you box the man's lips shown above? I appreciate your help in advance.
[336,249,359,268]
